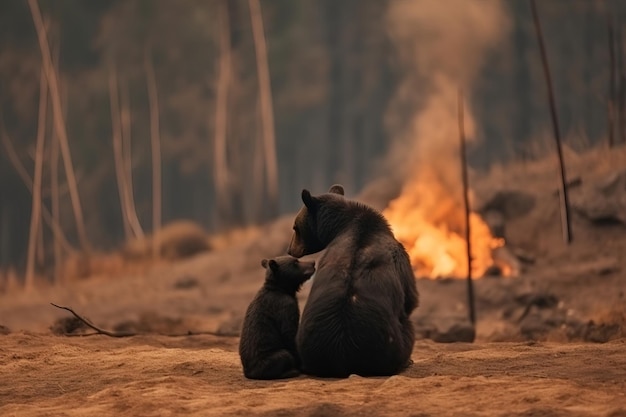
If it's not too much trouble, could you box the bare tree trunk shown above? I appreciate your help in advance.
[119,78,144,239]
[50,115,62,281]
[458,89,475,328]
[108,66,132,240]
[213,0,233,227]
[606,4,617,147]
[109,65,144,240]
[36,216,45,266]
[144,47,162,259]
[530,0,572,244]
[109,67,131,239]
[249,0,279,218]
[0,208,9,270]
[25,67,48,289]
[617,25,626,144]
[51,34,64,283]
[252,98,265,221]
[0,123,73,254]
[27,0,90,251]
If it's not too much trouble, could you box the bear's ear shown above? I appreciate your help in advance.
[261,259,269,269]
[301,189,319,211]
[328,184,344,195]
[268,259,279,272]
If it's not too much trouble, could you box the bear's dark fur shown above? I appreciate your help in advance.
[238,255,316,380]
[288,184,419,378]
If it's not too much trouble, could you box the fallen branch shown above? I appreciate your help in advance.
[51,303,133,337]
[515,293,559,323]
[50,303,236,338]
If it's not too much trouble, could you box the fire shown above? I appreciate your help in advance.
[382,172,505,279]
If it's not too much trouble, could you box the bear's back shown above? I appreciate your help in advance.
[240,288,299,350]
[309,227,407,304]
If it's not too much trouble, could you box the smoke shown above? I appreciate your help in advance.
[383,0,510,203]
[375,0,512,277]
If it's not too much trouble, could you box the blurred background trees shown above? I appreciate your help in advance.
[1,0,625,275]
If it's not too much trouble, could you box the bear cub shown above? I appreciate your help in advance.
[238,255,315,379]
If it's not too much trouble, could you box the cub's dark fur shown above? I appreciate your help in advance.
[288,184,419,377]
[238,255,315,379]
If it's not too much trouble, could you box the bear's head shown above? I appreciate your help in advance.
[261,255,316,293]
[287,184,345,258]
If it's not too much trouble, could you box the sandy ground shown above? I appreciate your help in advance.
[1,145,626,416]
[1,333,625,417]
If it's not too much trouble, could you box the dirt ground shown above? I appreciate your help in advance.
[1,145,626,416]
[1,333,625,417]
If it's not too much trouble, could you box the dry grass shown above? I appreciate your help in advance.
[123,220,210,261]
[61,251,162,282]
[480,142,626,196]
[0,222,271,290]
[207,225,263,251]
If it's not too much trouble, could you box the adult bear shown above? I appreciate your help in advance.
[288,184,418,377]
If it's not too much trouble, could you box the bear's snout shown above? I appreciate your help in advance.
[287,234,305,258]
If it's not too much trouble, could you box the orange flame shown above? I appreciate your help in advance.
[383,173,505,279]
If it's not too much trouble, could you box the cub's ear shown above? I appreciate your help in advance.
[301,189,319,210]
[328,184,344,195]
[261,259,269,269]
[268,259,279,272]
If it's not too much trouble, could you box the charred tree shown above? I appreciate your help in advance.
[530,0,572,244]
[458,89,476,328]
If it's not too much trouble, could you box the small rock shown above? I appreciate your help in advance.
[583,321,621,343]
[511,247,536,265]
[431,322,476,343]
[514,292,559,309]
[520,313,558,340]
[173,276,199,290]
[551,177,582,196]
[571,169,626,225]
[478,190,536,220]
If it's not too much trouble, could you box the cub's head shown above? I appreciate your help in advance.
[287,184,345,258]
[261,255,316,293]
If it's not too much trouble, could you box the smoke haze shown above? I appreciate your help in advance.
[384,0,510,195]
[380,0,511,277]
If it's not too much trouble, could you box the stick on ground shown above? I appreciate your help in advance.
[51,303,134,337]
[50,303,236,338]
